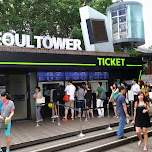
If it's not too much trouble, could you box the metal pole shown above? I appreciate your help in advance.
[51,102,55,122]
[84,99,88,121]
[75,99,77,119]
[106,102,113,130]
[57,101,61,126]
[131,100,134,118]
[35,103,40,127]
[77,108,85,137]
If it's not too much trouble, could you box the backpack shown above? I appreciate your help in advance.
[99,88,106,100]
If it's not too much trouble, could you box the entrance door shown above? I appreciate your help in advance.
[8,74,27,120]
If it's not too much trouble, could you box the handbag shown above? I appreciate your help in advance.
[110,97,115,103]
[63,95,70,102]
[36,97,45,104]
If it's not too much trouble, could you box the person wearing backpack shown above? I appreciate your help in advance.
[96,82,105,118]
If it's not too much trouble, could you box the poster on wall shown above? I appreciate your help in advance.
[89,72,109,80]
[65,72,88,81]
[37,72,64,81]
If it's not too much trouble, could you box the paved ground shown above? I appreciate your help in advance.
[0,116,119,147]
[106,136,152,152]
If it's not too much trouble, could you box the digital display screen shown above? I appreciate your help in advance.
[65,72,88,81]
[89,72,109,80]
[92,20,108,42]
[37,72,64,81]
[86,19,108,44]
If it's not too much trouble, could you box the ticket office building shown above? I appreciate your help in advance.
[0,47,142,120]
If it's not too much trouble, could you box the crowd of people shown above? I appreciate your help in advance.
[114,79,151,151]
[0,78,151,152]
[33,81,108,122]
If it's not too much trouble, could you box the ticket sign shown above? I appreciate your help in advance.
[128,90,134,101]
[37,72,64,81]
[89,72,109,80]
[65,72,88,81]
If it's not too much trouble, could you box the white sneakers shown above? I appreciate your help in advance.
[51,115,58,119]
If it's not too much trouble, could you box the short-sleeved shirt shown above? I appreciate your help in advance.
[96,87,103,99]
[1,100,15,120]
[33,92,42,98]
[76,88,84,102]
[131,83,140,95]
[65,84,76,100]
[115,94,126,116]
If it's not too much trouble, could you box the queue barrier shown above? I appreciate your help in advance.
[50,101,84,137]
[51,100,113,133]
[35,99,121,135]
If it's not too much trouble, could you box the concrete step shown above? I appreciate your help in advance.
[78,129,152,152]
[10,118,152,152]
[11,124,135,152]
[9,119,120,151]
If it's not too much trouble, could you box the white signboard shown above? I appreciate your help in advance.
[149,92,152,99]
[128,90,134,101]
[0,32,82,50]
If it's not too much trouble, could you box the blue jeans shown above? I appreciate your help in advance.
[37,106,42,120]
[117,115,126,138]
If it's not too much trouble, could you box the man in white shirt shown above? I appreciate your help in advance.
[62,81,76,121]
[131,78,140,101]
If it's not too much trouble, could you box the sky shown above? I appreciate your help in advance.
[113,0,152,49]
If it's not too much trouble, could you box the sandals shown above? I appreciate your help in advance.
[137,140,143,147]
[113,116,118,119]
[62,117,67,121]
[62,117,74,121]
[143,146,148,151]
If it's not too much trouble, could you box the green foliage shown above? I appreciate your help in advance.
[130,48,140,57]
[114,48,140,57]
[0,0,114,38]
[0,0,125,51]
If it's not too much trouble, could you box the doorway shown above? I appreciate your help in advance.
[8,74,27,120]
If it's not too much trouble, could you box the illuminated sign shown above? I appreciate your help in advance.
[65,72,88,81]
[97,57,125,66]
[0,32,82,50]
[89,72,109,80]
[37,72,64,81]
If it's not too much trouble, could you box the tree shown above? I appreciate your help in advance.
[0,0,123,50]
[0,0,114,36]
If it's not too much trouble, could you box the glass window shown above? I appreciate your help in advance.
[119,9,126,16]
[113,34,119,40]
[119,16,126,23]
[120,34,127,39]
[112,11,117,17]
[112,17,118,24]
[119,23,127,33]
[112,24,118,34]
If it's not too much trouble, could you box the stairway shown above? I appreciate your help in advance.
[11,121,152,152]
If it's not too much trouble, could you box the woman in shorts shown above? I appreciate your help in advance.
[0,92,15,152]
[84,83,94,118]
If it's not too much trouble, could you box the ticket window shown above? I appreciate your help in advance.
[88,80,109,93]
[66,81,88,90]
[38,81,64,96]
